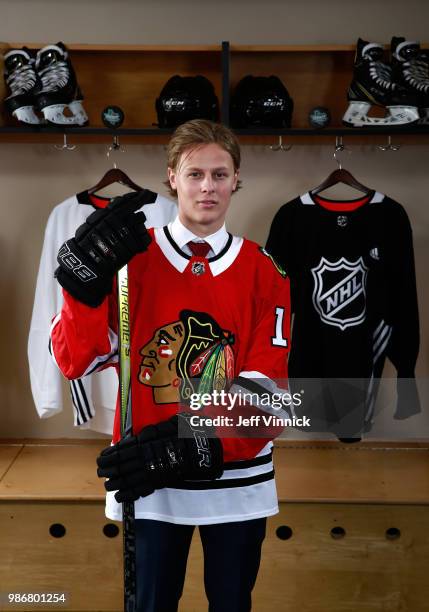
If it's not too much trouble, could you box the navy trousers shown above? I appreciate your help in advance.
[135,517,267,612]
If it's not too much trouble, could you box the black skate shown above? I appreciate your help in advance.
[34,42,88,126]
[3,47,42,124]
[391,37,429,125]
[343,38,419,127]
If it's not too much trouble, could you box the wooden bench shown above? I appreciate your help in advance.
[1,440,429,611]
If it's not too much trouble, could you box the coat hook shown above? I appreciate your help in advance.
[334,136,345,169]
[54,133,76,151]
[107,135,125,168]
[334,135,352,152]
[335,135,344,152]
[269,135,292,152]
[378,135,401,151]
[333,136,352,168]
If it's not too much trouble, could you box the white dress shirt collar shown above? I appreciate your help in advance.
[170,216,229,256]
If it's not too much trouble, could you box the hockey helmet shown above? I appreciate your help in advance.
[156,75,219,128]
[230,75,294,128]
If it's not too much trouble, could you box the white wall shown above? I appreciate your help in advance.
[3,0,429,45]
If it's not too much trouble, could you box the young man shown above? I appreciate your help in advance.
[51,119,290,612]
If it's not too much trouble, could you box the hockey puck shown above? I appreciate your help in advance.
[102,105,125,128]
[308,106,331,128]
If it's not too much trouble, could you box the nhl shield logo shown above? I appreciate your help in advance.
[311,257,368,330]
[192,261,206,276]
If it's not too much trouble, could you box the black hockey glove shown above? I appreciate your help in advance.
[55,190,154,307]
[96,413,224,503]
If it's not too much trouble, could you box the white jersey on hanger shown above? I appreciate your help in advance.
[28,189,177,434]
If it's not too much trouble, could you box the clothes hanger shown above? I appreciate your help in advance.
[311,137,371,196]
[88,167,143,194]
[88,136,143,194]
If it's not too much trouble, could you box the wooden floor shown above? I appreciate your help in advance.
[1,439,429,611]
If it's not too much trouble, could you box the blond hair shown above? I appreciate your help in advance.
[164,119,242,197]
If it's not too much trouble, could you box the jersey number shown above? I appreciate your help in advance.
[272,307,288,347]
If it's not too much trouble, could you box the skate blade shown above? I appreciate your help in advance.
[343,101,419,127]
[42,102,89,126]
[13,106,42,125]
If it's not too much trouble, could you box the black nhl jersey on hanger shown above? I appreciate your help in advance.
[266,190,420,437]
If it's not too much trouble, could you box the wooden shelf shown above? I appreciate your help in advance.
[274,441,429,505]
[230,43,429,52]
[230,44,357,52]
[6,43,428,53]
[6,43,222,53]
[1,125,429,147]
[1,40,429,143]
[0,126,173,135]
[1,125,429,136]
[1,440,429,504]
[0,443,106,501]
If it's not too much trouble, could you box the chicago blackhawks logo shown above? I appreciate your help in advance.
[311,257,368,331]
[138,310,235,404]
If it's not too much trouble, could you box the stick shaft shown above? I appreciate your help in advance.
[118,265,136,612]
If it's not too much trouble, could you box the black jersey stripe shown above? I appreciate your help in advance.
[208,233,233,261]
[223,451,272,470]
[164,225,191,259]
[70,380,87,425]
[77,378,94,420]
[163,226,233,262]
[171,469,275,490]
[234,376,286,407]
[235,375,271,397]
[85,351,118,376]
[69,381,80,425]
[231,376,292,418]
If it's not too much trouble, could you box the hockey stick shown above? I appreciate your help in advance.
[117,264,136,612]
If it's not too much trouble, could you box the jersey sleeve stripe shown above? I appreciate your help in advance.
[77,379,94,420]
[373,322,391,352]
[223,451,272,470]
[169,469,275,490]
[374,327,392,364]
[232,372,293,418]
[49,313,62,371]
[70,380,86,426]
[78,327,118,377]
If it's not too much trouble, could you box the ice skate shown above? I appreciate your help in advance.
[35,42,88,126]
[3,47,42,124]
[343,38,419,127]
[391,37,429,125]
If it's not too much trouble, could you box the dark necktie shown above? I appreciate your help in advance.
[187,241,211,258]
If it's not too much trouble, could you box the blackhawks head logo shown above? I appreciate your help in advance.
[138,310,235,404]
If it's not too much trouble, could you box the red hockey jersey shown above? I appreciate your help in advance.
[51,223,290,524]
